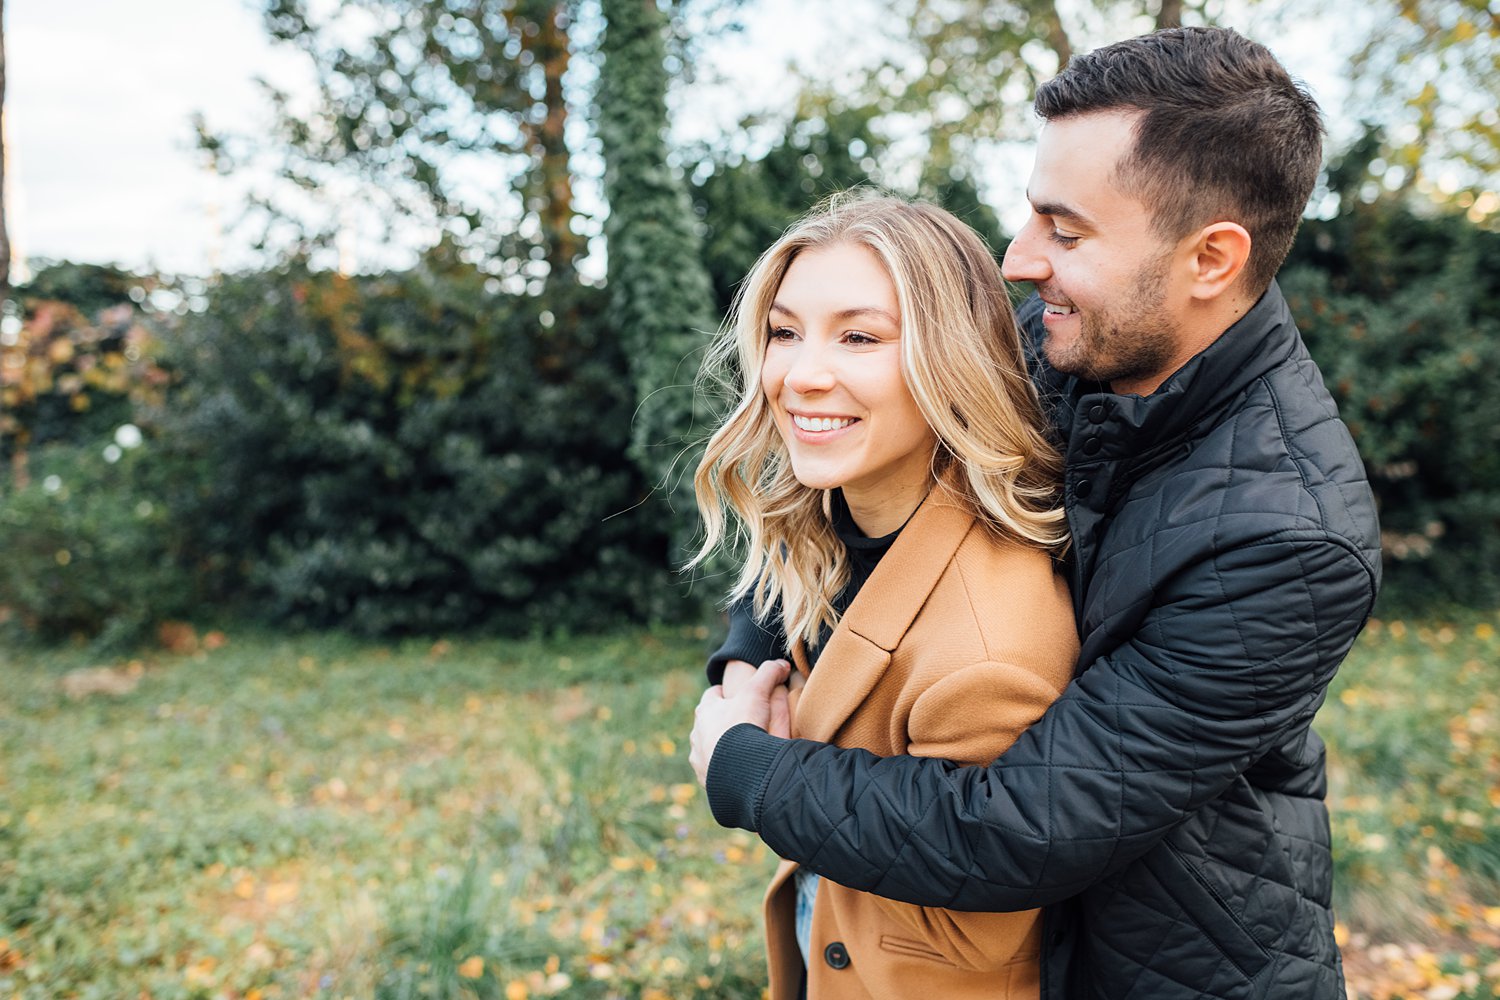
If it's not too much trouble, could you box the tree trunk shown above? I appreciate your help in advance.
[534,2,577,282]
[1156,0,1185,29]
[1,0,11,295]
[1032,0,1074,69]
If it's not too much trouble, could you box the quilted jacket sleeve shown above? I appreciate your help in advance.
[704,532,1377,910]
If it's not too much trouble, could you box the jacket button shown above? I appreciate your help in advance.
[824,941,851,969]
[1088,403,1107,423]
[1082,436,1102,456]
[1074,479,1093,499]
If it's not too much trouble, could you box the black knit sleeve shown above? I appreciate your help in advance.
[704,591,789,685]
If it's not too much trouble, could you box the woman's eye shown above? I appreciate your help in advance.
[1048,230,1081,248]
[844,331,878,345]
[768,326,797,342]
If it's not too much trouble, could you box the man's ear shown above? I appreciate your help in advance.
[1184,222,1252,300]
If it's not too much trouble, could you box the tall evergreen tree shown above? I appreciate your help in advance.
[596,0,717,554]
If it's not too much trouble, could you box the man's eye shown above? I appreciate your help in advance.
[1048,230,1081,248]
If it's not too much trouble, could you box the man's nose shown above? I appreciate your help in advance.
[1001,218,1050,284]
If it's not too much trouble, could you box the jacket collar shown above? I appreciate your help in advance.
[1053,281,1301,451]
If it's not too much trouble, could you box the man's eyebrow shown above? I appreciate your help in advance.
[769,302,898,325]
[1029,197,1095,229]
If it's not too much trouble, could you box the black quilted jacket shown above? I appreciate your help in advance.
[705,284,1381,999]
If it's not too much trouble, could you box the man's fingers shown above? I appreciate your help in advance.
[747,659,791,697]
[696,685,724,712]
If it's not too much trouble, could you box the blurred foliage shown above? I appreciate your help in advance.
[829,0,1244,186]
[1323,615,1500,996]
[1282,134,1500,610]
[596,0,721,557]
[1349,0,1500,217]
[0,441,206,649]
[213,0,580,279]
[0,263,170,477]
[687,99,1007,320]
[160,250,684,636]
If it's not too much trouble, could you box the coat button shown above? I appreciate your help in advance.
[824,941,851,969]
[1088,403,1107,423]
[1074,479,1093,499]
[1082,436,1102,456]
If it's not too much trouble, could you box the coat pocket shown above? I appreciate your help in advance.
[877,935,957,966]
[1143,843,1272,983]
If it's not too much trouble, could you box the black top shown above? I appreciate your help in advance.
[705,490,906,680]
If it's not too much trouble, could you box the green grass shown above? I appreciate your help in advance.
[0,627,769,999]
[1,614,1496,999]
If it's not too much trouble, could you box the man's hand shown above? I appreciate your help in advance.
[722,659,792,738]
[690,659,791,787]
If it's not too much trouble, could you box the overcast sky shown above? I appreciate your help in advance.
[6,0,1350,280]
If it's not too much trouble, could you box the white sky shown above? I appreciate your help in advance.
[5,0,1354,280]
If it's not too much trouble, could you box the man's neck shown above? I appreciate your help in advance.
[1110,290,1256,397]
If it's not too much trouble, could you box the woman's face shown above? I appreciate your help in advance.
[760,242,937,530]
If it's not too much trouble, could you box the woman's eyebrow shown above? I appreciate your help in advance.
[832,306,898,325]
[770,302,896,325]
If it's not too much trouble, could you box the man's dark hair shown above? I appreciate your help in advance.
[1035,26,1323,294]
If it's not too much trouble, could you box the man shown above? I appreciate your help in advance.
[689,26,1380,1000]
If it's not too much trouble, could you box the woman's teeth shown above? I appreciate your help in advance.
[793,415,854,431]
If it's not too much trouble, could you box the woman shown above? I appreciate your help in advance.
[691,194,1078,1000]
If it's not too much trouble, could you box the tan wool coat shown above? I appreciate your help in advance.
[764,486,1078,1000]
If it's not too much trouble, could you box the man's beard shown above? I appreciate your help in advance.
[1042,252,1179,388]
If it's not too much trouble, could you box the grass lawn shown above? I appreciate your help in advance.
[1,613,1497,1000]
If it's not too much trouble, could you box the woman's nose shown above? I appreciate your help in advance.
[1001,217,1051,284]
[784,340,837,394]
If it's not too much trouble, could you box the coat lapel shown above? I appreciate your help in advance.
[792,485,976,744]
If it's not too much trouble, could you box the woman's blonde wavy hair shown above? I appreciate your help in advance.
[691,192,1067,648]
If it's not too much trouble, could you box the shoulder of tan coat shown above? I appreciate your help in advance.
[903,525,1079,694]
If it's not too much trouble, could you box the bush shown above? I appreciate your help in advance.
[0,438,204,648]
[165,251,689,636]
[1284,194,1500,609]
[0,265,170,471]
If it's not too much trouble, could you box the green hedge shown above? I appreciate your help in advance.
[161,252,686,636]
[1284,197,1500,610]
[0,440,204,648]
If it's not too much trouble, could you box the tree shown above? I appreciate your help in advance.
[1348,0,1500,221]
[596,0,719,554]
[1,0,10,294]
[687,97,1006,318]
[215,0,584,281]
[869,0,1220,182]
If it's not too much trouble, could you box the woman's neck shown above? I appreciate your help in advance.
[842,478,933,537]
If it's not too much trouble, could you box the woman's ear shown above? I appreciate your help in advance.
[1185,222,1252,301]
